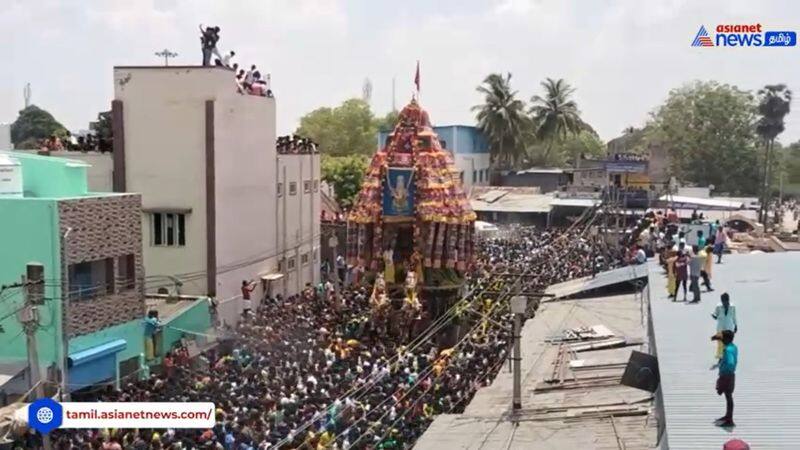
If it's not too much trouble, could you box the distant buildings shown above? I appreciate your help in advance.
[379,125,491,190]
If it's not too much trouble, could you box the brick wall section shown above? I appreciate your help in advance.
[58,194,146,337]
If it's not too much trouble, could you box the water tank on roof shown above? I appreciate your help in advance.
[0,153,23,198]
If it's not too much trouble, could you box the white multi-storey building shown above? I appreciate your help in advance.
[111,65,319,325]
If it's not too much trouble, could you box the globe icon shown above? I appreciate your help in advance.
[35,406,54,424]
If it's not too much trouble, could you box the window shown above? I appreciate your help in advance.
[472,170,477,183]
[289,182,297,196]
[301,252,310,266]
[68,258,114,300]
[117,254,136,290]
[313,180,319,192]
[304,180,311,193]
[277,182,283,197]
[313,248,318,261]
[151,212,186,246]
[277,259,284,272]
[287,257,296,270]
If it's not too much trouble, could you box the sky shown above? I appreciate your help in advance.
[2,0,799,144]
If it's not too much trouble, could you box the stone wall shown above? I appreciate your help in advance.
[58,194,145,337]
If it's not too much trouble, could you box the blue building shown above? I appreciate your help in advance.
[378,125,491,190]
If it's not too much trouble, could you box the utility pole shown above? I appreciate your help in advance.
[328,234,340,303]
[391,77,396,112]
[20,263,53,450]
[23,83,31,109]
[510,296,527,411]
[60,227,72,402]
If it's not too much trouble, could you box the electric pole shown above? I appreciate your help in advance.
[510,296,527,411]
[391,77,396,112]
[20,263,53,450]
[23,83,31,109]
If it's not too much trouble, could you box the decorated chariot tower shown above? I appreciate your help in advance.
[347,99,476,337]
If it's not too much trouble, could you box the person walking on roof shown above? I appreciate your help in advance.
[674,250,689,302]
[700,244,714,291]
[688,245,703,303]
[714,223,728,264]
[714,329,738,427]
[711,293,737,363]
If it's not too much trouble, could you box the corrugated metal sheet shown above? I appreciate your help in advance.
[545,263,648,299]
[657,195,746,210]
[647,253,800,449]
[550,198,600,208]
[470,192,554,213]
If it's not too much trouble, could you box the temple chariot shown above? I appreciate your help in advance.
[347,99,476,341]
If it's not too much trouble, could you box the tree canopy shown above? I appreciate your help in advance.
[644,81,761,194]
[321,154,368,209]
[376,110,400,132]
[472,73,529,167]
[529,78,588,164]
[10,105,69,148]
[527,130,605,167]
[296,99,378,156]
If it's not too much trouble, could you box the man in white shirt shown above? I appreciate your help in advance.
[222,50,235,67]
[711,292,738,361]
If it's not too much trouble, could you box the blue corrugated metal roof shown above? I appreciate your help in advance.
[647,253,800,449]
[68,339,127,367]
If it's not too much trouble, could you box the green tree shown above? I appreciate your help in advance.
[472,73,529,168]
[645,81,760,194]
[296,99,378,156]
[91,110,113,152]
[10,105,69,148]
[755,84,792,221]
[376,110,400,132]
[526,130,604,167]
[783,141,800,186]
[529,78,587,164]
[321,155,369,208]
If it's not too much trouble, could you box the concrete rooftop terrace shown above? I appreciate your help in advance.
[647,252,800,449]
[414,293,657,450]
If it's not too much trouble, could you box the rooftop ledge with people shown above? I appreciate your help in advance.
[113,65,274,100]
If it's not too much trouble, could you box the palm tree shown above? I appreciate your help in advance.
[756,84,792,223]
[472,73,528,168]
[529,78,587,163]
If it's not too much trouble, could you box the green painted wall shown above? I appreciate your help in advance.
[10,152,89,198]
[0,198,62,365]
[160,299,212,355]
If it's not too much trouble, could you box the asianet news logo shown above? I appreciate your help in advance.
[691,24,796,47]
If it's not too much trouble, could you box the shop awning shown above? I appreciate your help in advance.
[67,339,126,393]
[261,273,284,281]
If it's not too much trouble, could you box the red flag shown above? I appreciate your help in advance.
[414,61,420,93]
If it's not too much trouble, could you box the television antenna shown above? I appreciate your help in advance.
[155,48,178,66]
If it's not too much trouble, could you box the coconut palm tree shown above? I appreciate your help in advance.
[472,73,528,168]
[756,84,792,223]
[529,78,587,163]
